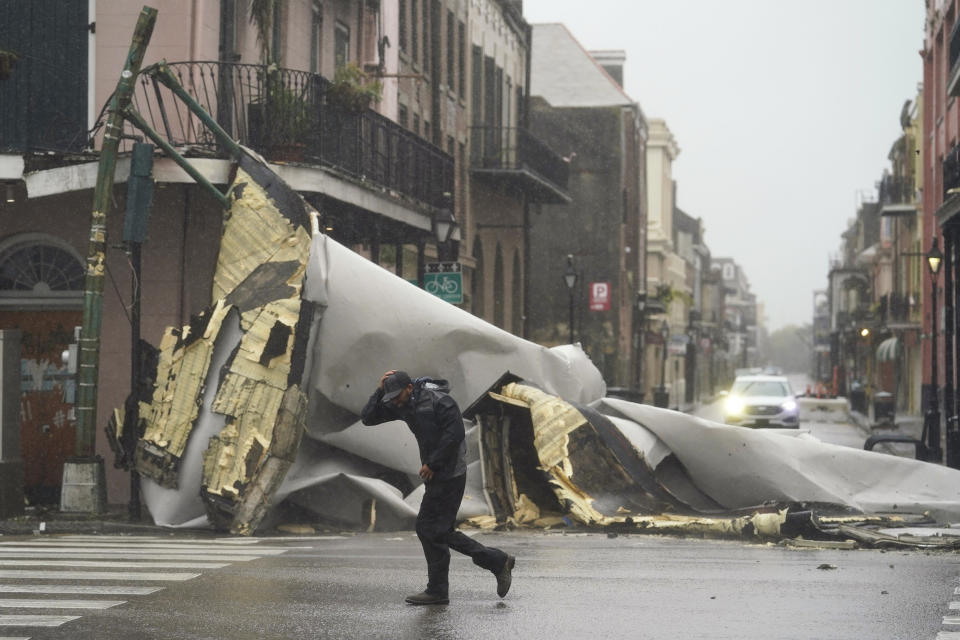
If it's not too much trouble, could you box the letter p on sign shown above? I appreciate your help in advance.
[589,282,611,311]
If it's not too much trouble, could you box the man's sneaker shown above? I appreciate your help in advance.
[405,591,449,605]
[496,555,515,598]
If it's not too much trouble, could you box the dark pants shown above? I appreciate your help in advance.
[416,474,507,596]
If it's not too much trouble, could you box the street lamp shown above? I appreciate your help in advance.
[926,236,944,462]
[432,203,458,262]
[564,255,577,344]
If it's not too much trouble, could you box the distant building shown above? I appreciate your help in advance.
[526,24,648,389]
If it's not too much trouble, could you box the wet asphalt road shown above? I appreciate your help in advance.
[6,531,957,640]
[8,391,955,640]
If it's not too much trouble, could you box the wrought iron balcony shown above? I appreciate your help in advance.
[131,61,453,210]
[469,126,570,204]
[878,174,916,216]
[949,17,960,97]
[879,292,916,326]
[944,143,960,201]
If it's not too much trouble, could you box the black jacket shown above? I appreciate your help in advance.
[360,378,467,481]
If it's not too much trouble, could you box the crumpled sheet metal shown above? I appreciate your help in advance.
[298,232,606,434]
[481,382,685,528]
[594,397,960,524]
[135,166,312,533]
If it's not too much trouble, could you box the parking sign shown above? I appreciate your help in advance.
[589,282,611,311]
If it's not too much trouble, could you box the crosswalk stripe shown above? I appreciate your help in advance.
[951,601,960,610]
[936,632,960,639]
[0,552,255,562]
[0,599,125,610]
[0,542,287,554]
[46,536,262,545]
[0,636,30,639]
[0,585,161,595]
[0,560,228,569]
[944,616,960,625]
[0,570,199,581]
[0,545,274,556]
[0,615,79,627]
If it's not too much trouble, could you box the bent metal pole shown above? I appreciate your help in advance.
[75,6,158,458]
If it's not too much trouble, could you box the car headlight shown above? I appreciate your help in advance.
[781,399,797,412]
[725,396,745,415]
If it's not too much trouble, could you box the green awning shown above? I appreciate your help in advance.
[876,337,899,363]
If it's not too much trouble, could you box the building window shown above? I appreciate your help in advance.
[413,113,421,135]
[271,1,283,64]
[334,21,350,69]
[411,0,419,64]
[446,10,455,89]
[399,0,407,53]
[0,236,84,306]
[458,22,466,98]
[447,135,455,157]
[310,1,323,74]
[398,104,409,129]
[471,45,483,125]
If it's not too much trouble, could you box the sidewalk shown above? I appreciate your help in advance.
[0,503,180,537]
[847,402,923,458]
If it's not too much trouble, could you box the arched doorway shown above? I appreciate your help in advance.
[0,234,84,504]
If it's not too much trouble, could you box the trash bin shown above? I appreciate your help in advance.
[874,391,895,424]
[653,389,670,408]
[849,386,867,414]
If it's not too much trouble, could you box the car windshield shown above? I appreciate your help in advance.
[730,380,790,397]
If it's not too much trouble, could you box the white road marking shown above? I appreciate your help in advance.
[936,632,960,639]
[0,636,30,640]
[944,616,960,625]
[950,601,960,610]
[0,570,199,581]
[0,599,125,610]
[46,536,261,545]
[0,585,161,595]
[0,560,228,569]
[0,615,79,627]
[0,542,287,554]
[0,552,255,562]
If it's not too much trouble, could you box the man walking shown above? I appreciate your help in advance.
[361,370,515,605]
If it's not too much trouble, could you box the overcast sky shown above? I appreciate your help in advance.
[522,0,925,331]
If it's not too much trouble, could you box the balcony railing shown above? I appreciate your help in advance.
[944,144,960,200]
[949,17,960,97]
[878,174,914,206]
[132,61,453,210]
[879,293,915,325]
[469,125,570,203]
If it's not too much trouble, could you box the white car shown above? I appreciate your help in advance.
[722,375,799,428]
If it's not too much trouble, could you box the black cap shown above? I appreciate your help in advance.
[381,371,412,403]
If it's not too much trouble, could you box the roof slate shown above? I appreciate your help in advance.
[530,23,635,108]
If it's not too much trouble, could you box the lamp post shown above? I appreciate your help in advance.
[926,236,944,463]
[432,203,458,262]
[564,255,577,344]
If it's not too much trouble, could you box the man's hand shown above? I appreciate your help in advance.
[378,370,396,390]
[418,464,434,481]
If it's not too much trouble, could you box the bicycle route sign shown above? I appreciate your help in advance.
[424,262,463,304]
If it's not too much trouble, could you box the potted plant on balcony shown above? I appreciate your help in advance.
[325,63,383,112]
[262,80,315,161]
